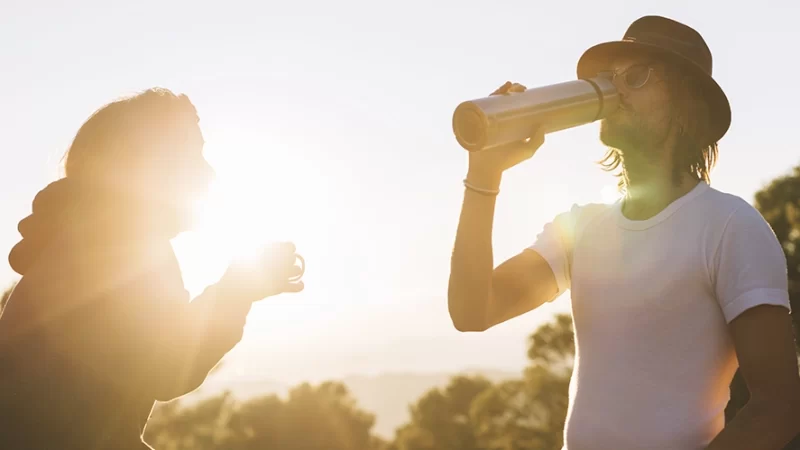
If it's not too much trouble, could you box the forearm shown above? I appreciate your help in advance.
[448,172,500,331]
[706,399,800,450]
[146,284,253,399]
[69,283,252,401]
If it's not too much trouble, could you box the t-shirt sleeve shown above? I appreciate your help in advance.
[714,203,791,323]
[526,204,583,300]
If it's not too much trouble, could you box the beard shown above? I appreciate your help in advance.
[599,108,669,163]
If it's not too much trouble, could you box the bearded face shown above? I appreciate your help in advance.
[598,57,675,164]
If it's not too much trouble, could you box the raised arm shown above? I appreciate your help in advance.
[70,241,304,401]
[448,186,559,332]
[447,82,559,332]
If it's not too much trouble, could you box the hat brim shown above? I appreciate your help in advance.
[577,40,731,145]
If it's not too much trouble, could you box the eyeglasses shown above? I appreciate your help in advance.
[598,64,654,90]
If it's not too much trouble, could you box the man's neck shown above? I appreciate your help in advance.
[621,160,700,221]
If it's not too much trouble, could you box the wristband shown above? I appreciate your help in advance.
[463,178,500,196]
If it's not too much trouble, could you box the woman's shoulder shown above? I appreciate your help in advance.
[88,239,184,291]
[25,236,183,298]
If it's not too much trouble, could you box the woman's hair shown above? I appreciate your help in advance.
[598,61,718,191]
[62,87,199,181]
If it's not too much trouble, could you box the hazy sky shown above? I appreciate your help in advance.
[2,0,799,384]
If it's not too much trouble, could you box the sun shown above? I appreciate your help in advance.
[170,129,327,298]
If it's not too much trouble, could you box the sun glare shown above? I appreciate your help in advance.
[600,184,622,204]
[171,129,328,298]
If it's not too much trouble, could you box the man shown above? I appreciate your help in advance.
[448,15,800,449]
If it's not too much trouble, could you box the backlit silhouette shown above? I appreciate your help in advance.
[0,88,304,450]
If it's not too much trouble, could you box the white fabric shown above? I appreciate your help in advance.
[527,181,791,450]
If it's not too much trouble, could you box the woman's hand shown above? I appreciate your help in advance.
[217,241,305,303]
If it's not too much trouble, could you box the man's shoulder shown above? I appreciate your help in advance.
[698,185,763,223]
[702,184,751,207]
[547,201,616,244]
[697,186,781,257]
[557,201,616,227]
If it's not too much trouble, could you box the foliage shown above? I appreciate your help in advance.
[391,375,492,450]
[144,381,387,450]
[392,313,574,450]
[141,314,575,450]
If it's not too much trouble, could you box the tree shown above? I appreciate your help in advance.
[143,381,386,450]
[392,375,493,450]
[470,313,573,450]
[229,381,382,450]
[392,314,575,450]
[144,392,236,450]
[526,313,574,377]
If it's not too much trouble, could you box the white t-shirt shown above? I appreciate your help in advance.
[528,181,791,450]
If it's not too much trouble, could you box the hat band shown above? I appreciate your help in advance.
[622,32,712,74]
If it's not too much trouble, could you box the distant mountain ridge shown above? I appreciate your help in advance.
[184,368,518,438]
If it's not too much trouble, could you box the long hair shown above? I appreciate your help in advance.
[598,64,719,192]
[62,87,199,183]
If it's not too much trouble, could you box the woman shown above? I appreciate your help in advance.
[0,88,304,449]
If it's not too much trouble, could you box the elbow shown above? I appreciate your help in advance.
[451,318,489,333]
[447,292,490,333]
[149,345,238,401]
[147,343,232,402]
[151,371,208,402]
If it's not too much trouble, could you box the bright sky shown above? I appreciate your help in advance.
[2,0,799,385]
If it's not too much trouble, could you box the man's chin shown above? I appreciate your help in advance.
[599,124,623,149]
